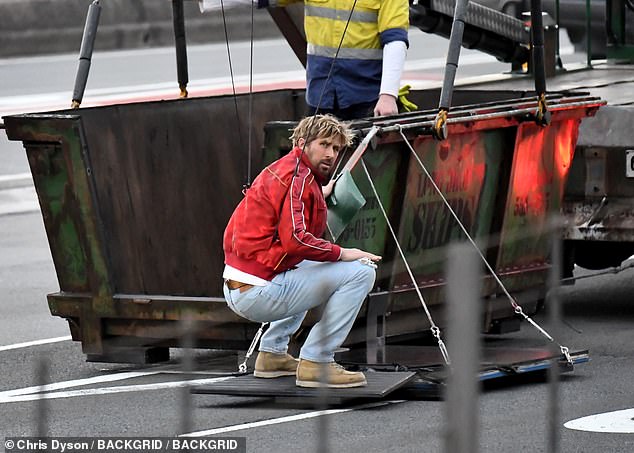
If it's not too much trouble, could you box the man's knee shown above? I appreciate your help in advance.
[353,261,377,293]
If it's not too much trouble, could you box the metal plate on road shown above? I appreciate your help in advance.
[191,371,417,400]
[627,150,634,178]
[337,345,588,371]
[337,346,589,396]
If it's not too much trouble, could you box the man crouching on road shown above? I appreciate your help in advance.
[222,114,381,388]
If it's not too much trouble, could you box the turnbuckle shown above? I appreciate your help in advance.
[514,303,573,365]
[431,326,451,365]
[238,322,268,374]
[514,305,555,342]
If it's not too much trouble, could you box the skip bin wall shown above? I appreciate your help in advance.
[397,117,582,334]
[4,89,602,362]
[4,90,305,359]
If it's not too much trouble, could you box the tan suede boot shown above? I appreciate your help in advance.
[253,351,299,378]
[296,359,367,388]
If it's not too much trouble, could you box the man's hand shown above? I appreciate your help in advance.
[340,248,382,263]
[373,93,398,117]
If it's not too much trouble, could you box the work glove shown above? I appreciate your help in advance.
[398,84,418,112]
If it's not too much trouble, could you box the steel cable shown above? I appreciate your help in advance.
[219,0,246,166]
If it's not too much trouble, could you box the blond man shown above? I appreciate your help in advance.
[222,115,381,388]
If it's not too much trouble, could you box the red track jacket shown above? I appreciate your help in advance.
[223,147,342,281]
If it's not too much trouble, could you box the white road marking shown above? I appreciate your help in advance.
[0,371,159,398]
[564,408,634,433]
[0,186,39,216]
[0,39,292,66]
[0,173,32,184]
[0,335,72,352]
[0,371,235,404]
[181,399,406,437]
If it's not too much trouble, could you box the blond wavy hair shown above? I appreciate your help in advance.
[290,114,354,148]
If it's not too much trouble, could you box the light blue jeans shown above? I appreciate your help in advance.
[223,260,376,363]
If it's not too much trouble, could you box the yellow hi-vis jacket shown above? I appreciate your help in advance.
[260,0,409,109]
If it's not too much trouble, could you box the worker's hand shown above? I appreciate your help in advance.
[373,94,399,117]
[323,178,336,199]
[340,248,382,263]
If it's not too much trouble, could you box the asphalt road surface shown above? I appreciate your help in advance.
[1,210,633,452]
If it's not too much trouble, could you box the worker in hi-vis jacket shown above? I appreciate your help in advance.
[200,0,409,120]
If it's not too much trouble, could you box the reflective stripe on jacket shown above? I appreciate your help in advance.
[260,0,409,109]
[223,147,342,281]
